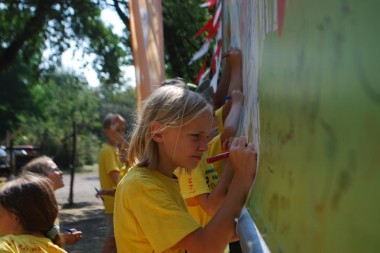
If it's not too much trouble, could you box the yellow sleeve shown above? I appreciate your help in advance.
[177,158,211,200]
[207,135,224,176]
[215,106,224,134]
[0,239,15,252]
[134,186,198,252]
[114,168,199,253]
[99,145,120,175]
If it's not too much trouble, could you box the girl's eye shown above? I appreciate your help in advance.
[190,134,200,140]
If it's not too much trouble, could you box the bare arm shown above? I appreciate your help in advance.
[215,48,243,111]
[192,163,233,216]
[214,54,232,109]
[109,170,120,185]
[97,188,116,197]
[174,137,257,253]
[226,49,243,96]
[220,90,243,145]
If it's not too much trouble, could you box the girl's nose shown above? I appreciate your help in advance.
[198,139,209,152]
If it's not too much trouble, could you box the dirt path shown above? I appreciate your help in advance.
[55,170,106,253]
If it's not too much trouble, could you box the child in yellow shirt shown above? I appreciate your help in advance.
[114,83,257,253]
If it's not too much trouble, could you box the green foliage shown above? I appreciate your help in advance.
[162,0,210,82]
[0,57,41,139]
[0,0,129,87]
[11,70,101,166]
[0,0,207,167]
[6,68,137,167]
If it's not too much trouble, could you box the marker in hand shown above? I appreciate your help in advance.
[95,186,104,201]
[206,152,229,163]
[64,228,75,233]
[207,142,250,164]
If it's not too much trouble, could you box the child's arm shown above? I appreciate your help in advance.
[96,188,116,197]
[109,170,120,185]
[220,90,243,145]
[192,68,243,219]
[213,51,232,109]
[62,229,83,245]
[221,49,243,123]
[191,163,233,216]
[215,48,243,110]
[174,136,257,253]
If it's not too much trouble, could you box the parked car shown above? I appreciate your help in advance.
[0,145,39,176]
[0,146,11,178]
[10,145,39,175]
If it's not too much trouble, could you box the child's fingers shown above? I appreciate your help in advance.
[237,136,248,148]
[222,137,232,151]
[221,47,241,58]
[73,231,83,239]
[230,136,245,149]
[221,51,230,58]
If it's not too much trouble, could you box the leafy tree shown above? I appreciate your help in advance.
[0,0,130,86]
[0,0,132,141]
[106,0,209,82]
[13,70,101,166]
[0,0,208,156]
[0,56,41,140]
[162,0,209,82]
[0,0,210,84]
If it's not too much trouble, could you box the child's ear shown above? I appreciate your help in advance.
[10,212,23,232]
[151,122,163,142]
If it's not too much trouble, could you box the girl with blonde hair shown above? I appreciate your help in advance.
[114,83,257,253]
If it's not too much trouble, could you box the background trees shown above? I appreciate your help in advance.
[0,0,210,168]
[0,0,129,85]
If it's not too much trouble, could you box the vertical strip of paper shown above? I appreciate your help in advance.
[129,0,165,114]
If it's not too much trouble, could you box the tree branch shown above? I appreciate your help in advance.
[112,0,130,32]
[0,0,52,75]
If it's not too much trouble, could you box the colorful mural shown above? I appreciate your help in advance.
[224,0,380,252]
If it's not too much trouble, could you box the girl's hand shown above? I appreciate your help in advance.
[224,48,242,69]
[222,137,233,152]
[228,136,257,188]
[96,188,116,197]
[63,229,83,245]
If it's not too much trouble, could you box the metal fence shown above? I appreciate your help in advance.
[237,208,271,253]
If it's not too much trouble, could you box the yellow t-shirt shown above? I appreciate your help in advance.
[176,152,220,227]
[114,166,200,253]
[215,106,224,134]
[0,234,67,253]
[118,164,129,180]
[98,143,121,214]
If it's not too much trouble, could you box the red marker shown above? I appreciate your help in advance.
[207,152,229,163]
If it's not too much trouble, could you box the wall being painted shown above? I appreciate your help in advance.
[224,0,380,252]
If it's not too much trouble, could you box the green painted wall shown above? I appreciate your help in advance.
[247,1,380,252]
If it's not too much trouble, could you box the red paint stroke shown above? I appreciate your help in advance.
[277,0,286,37]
